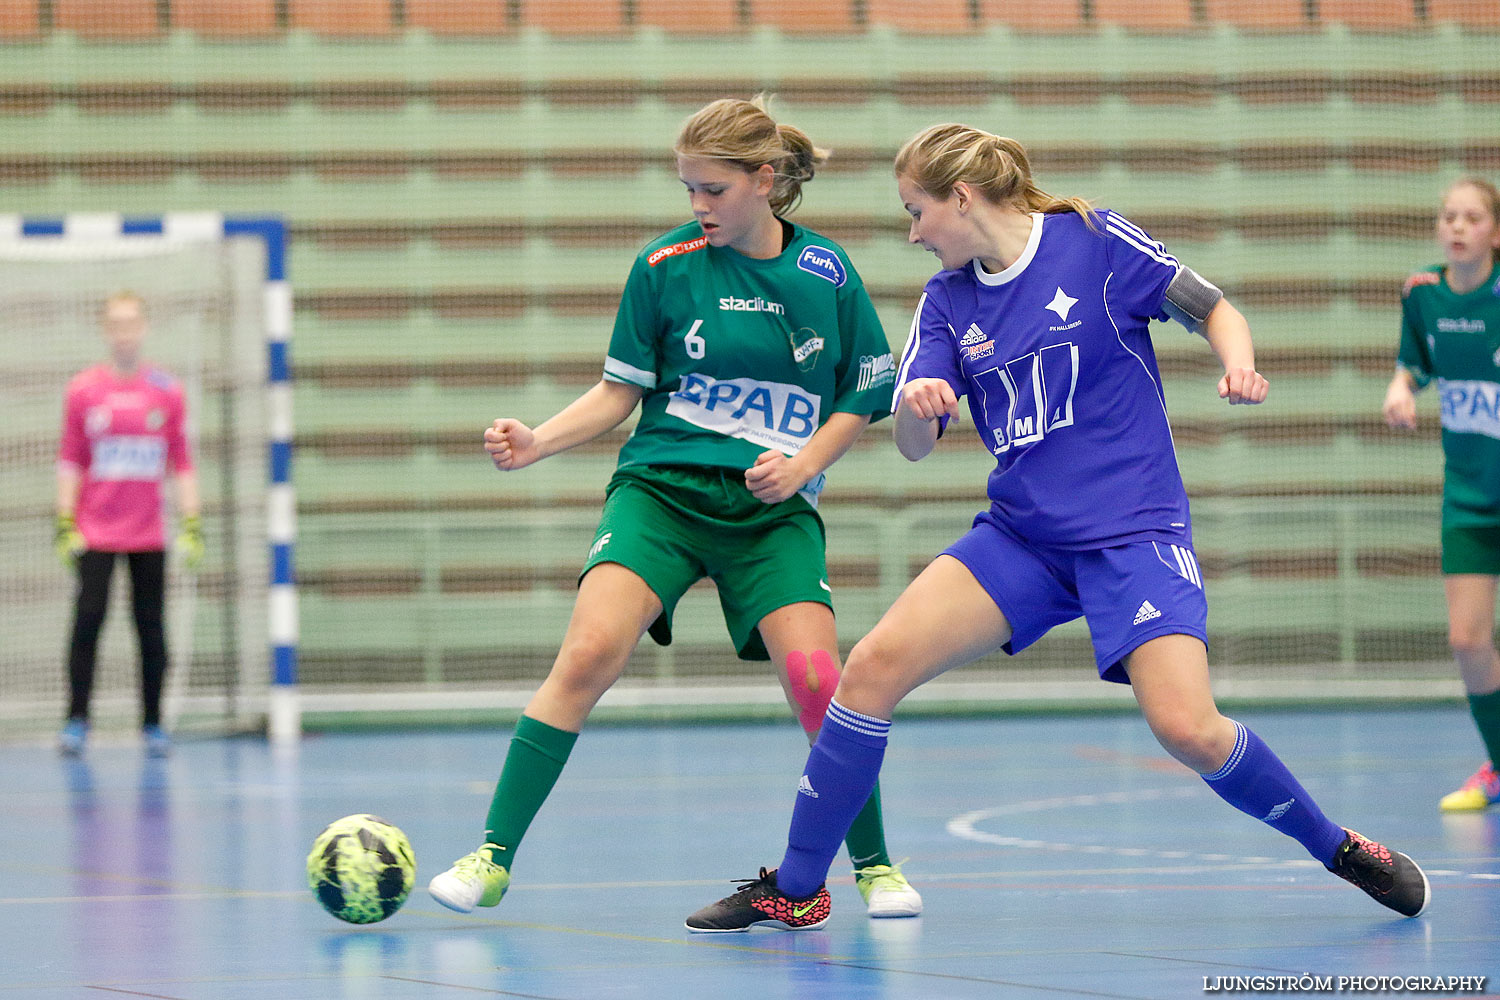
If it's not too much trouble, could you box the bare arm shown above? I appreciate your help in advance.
[56,463,81,516]
[175,468,201,518]
[1199,299,1268,405]
[892,377,961,461]
[1383,367,1419,429]
[485,379,644,471]
[744,411,871,504]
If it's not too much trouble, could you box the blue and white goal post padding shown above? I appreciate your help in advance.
[2,212,299,744]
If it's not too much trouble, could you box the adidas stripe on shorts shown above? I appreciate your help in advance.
[941,510,1208,684]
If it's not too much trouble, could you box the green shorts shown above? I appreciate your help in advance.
[1442,521,1500,575]
[581,465,831,660]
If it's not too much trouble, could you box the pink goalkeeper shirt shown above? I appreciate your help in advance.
[58,363,194,552]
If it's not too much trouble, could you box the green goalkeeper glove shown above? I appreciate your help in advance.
[175,514,205,570]
[54,513,85,567]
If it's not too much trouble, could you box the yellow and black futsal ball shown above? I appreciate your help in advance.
[306,814,416,923]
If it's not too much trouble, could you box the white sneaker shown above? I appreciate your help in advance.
[855,862,923,918]
[428,846,510,913]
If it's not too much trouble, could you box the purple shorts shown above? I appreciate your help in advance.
[942,511,1208,684]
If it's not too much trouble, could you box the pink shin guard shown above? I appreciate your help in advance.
[786,649,840,735]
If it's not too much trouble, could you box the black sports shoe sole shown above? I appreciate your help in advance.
[685,915,830,934]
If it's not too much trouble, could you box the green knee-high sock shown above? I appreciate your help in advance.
[1468,689,1500,766]
[843,778,892,870]
[481,715,578,869]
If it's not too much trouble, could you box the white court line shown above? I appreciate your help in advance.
[949,787,1274,865]
[947,789,1500,882]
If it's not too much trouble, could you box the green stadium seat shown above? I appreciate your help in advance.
[977,0,1086,33]
[405,0,510,35]
[288,0,393,36]
[173,0,280,36]
[55,0,161,37]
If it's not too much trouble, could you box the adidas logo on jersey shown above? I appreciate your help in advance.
[959,323,987,346]
[797,775,819,798]
[1133,600,1162,625]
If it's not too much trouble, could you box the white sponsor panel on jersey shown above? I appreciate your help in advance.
[1439,378,1500,439]
[92,435,167,480]
[667,373,822,454]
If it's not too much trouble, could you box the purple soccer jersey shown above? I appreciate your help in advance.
[894,210,1192,549]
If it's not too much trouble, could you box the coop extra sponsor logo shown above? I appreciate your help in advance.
[648,236,709,266]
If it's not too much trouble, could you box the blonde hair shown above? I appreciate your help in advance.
[1442,176,1500,265]
[674,94,829,216]
[101,290,146,318]
[895,123,1099,230]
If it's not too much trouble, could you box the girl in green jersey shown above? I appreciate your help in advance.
[427,96,921,920]
[1383,177,1500,811]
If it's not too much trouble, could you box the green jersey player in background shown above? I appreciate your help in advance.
[1383,177,1500,811]
[428,95,922,922]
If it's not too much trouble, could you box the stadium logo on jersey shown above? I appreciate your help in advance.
[796,245,847,287]
[1437,378,1500,440]
[1045,286,1079,324]
[667,373,822,455]
[789,326,825,371]
[1437,317,1486,334]
[856,353,895,392]
[647,235,709,267]
[959,323,987,346]
[719,295,785,316]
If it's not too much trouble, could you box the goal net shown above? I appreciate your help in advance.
[0,215,280,742]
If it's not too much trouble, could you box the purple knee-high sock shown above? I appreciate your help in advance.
[776,699,889,898]
[1202,721,1347,865]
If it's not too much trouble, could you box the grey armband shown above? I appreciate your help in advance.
[1162,266,1223,334]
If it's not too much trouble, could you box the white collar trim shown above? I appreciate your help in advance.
[971,212,1044,287]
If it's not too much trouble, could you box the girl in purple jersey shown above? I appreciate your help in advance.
[687,123,1429,931]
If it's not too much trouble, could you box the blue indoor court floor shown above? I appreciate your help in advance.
[2,706,1497,999]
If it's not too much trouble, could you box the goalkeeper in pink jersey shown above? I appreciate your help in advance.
[55,292,203,757]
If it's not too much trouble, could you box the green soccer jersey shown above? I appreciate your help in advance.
[602,219,895,507]
[1398,260,1500,525]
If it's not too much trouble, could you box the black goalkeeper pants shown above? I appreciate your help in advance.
[66,550,168,729]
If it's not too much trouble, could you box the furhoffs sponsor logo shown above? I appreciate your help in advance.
[797,245,846,286]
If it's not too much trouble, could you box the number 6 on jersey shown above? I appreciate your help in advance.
[683,319,706,359]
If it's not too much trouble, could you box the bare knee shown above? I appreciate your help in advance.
[835,632,908,718]
[1148,709,1237,774]
[547,627,632,702]
[1449,629,1496,664]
